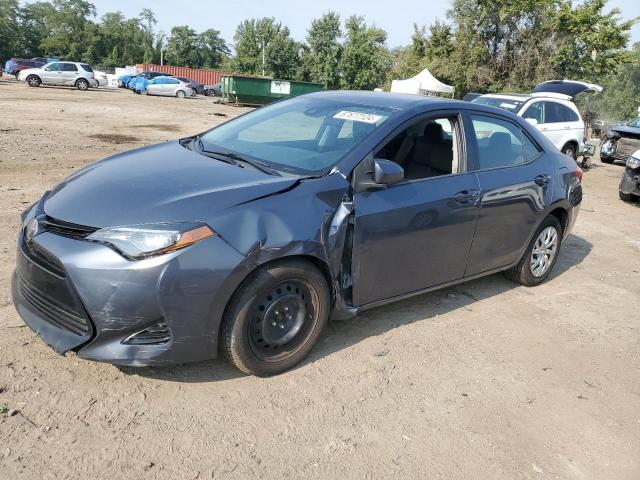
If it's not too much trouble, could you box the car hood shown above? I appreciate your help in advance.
[44,141,299,228]
[18,68,40,75]
[609,125,640,138]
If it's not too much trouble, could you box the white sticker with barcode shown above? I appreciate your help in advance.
[333,111,382,124]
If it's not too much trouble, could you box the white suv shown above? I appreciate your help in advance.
[18,61,95,91]
[472,80,602,158]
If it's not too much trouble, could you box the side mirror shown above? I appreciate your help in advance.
[373,159,404,186]
[525,118,538,126]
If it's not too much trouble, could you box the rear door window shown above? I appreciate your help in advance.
[470,114,541,169]
[543,102,565,123]
[62,63,78,72]
[79,64,93,72]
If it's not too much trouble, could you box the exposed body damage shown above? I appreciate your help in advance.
[601,119,640,163]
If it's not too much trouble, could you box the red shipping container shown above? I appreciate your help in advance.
[135,64,233,85]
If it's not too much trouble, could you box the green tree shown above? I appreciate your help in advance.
[40,0,96,59]
[301,12,342,88]
[166,25,198,66]
[553,0,636,81]
[590,42,640,121]
[197,28,230,68]
[0,0,21,60]
[339,16,391,90]
[139,8,157,64]
[232,17,301,78]
[17,1,55,58]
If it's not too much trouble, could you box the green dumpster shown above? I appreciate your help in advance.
[221,75,324,105]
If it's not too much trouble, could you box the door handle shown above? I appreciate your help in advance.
[534,174,551,186]
[454,189,480,203]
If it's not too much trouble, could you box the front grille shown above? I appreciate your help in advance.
[21,239,66,278]
[39,216,97,239]
[18,276,91,336]
[123,321,171,345]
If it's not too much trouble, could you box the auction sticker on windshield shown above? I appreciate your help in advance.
[333,111,383,124]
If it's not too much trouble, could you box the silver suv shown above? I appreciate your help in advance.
[18,61,95,90]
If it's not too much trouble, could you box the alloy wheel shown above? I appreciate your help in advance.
[248,279,317,362]
[530,226,558,277]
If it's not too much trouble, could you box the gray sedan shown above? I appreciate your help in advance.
[12,91,583,376]
[145,76,194,98]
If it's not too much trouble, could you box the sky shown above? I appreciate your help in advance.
[74,0,640,48]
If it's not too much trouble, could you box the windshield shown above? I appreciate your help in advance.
[199,97,394,175]
[472,96,527,113]
[628,117,640,128]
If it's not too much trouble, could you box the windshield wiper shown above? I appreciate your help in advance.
[203,149,281,176]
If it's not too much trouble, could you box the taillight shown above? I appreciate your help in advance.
[575,166,583,183]
[186,83,193,88]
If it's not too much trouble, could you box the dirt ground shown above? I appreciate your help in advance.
[0,77,639,480]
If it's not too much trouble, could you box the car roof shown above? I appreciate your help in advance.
[303,90,464,110]
[478,93,532,102]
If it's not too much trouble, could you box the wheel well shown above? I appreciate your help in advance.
[562,140,578,152]
[549,207,568,234]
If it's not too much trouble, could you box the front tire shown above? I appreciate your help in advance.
[600,156,615,164]
[221,259,330,376]
[505,216,562,286]
[76,78,89,90]
[619,190,637,202]
[26,75,41,87]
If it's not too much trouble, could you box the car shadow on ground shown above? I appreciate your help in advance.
[125,233,593,383]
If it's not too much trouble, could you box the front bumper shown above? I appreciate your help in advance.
[12,223,248,366]
[620,168,640,196]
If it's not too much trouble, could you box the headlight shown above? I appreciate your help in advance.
[627,153,640,170]
[87,223,214,259]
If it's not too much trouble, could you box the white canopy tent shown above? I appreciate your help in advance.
[390,68,454,97]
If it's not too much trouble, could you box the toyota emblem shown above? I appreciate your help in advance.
[25,218,39,242]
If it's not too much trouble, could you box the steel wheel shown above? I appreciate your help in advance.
[221,259,330,376]
[530,226,558,277]
[248,278,318,362]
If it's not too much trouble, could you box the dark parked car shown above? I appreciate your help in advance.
[205,82,221,97]
[137,71,165,80]
[176,77,205,95]
[12,91,582,375]
[619,149,640,202]
[601,116,640,164]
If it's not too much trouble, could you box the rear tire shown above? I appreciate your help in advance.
[619,191,637,202]
[76,78,89,90]
[505,216,562,287]
[561,143,577,160]
[176,90,186,99]
[26,75,41,87]
[221,259,330,376]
